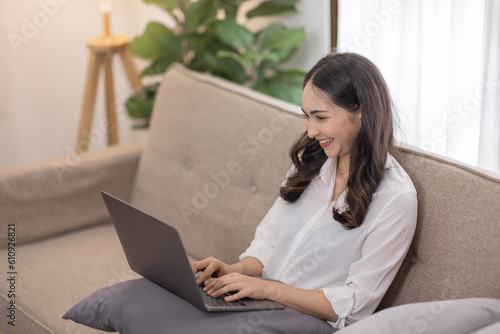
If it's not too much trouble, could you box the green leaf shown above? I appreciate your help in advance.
[257,24,301,62]
[216,0,243,19]
[217,50,253,70]
[125,83,159,120]
[243,50,261,63]
[214,60,248,83]
[139,56,177,77]
[199,48,247,83]
[185,0,217,31]
[190,34,247,82]
[126,96,154,119]
[129,22,182,60]
[246,3,296,18]
[257,69,306,105]
[180,29,213,48]
[260,27,305,51]
[216,19,253,52]
[256,23,284,49]
[259,50,281,63]
[182,27,221,70]
[144,0,179,12]
[280,46,300,63]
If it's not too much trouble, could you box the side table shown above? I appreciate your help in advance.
[76,34,142,154]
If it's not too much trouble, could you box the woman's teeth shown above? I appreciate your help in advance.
[319,138,333,147]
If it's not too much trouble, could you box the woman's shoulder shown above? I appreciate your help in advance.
[377,154,417,197]
[364,154,418,232]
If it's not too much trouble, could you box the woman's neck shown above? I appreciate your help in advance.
[337,155,350,178]
[332,155,350,201]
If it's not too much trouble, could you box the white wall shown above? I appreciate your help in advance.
[0,0,330,167]
[285,0,332,70]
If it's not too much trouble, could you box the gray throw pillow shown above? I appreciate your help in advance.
[338,298,500,334]
[63,278,336,334]
[472,321,500,334]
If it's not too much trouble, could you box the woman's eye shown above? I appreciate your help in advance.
[316,116,327,121]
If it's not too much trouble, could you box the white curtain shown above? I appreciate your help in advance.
[478,0,500,172]
[337,0,500,172]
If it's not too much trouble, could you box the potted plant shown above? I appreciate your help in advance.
[126,0,306,127]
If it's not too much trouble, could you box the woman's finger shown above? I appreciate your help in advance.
[190,259,206,274]
[224,290,245,302]
[209,282,241,298]
[204,275,226,292]
[196,262,219,285]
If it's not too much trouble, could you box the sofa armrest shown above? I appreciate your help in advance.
[0,145,142,246]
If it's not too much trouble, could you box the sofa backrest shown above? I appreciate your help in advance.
[380,147,500,308]
[130,64,500,309]
[130,64,304,264]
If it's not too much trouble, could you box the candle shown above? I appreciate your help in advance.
[100,1,112,37]
[99,0,111,13]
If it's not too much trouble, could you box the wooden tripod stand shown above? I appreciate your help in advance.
[76,34,142,154]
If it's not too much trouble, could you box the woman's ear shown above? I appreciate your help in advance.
[355,108,362,128]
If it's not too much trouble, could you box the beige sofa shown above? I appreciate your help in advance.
[1,64,499,334]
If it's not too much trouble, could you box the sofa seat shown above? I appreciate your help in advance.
[0,223,139,333]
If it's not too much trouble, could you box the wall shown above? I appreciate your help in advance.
[0,0,330,168]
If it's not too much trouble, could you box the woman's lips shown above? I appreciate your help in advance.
[319,138,333,148]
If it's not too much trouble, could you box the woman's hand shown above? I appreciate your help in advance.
[191,256,239,286]
[194,258,338,322]
[203,273,273,302]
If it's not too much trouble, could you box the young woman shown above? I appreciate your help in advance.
[191,52,418,329]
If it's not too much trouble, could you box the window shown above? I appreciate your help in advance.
[336,0,499,173]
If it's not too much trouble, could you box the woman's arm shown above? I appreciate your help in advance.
[268,281,338,322]
[203,273,338,322]
[230,257,264,276]
[193,256,338,321]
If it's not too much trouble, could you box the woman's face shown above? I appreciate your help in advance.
[301,82,362,160]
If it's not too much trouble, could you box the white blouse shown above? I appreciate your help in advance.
[239,155,418,329]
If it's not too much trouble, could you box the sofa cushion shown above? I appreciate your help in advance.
[130,64,304,263]
[380,146,500,309]
[63,278,335,334]
[338,298,500,334]
[0,145,141,246]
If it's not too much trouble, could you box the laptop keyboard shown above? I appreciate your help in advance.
[198,285,248,307]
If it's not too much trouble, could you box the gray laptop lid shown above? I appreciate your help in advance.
[102,192,206,310]
[101,192,284,312]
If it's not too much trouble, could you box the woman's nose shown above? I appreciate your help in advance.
[306,123,319,139]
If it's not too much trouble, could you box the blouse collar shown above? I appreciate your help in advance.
[321,154,394,210]
[319,154,394,185]
[319,158,336,187]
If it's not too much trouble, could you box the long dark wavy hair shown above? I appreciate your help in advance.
[279,52,394,229]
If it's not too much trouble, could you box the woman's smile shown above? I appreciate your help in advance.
[318,138,334,148]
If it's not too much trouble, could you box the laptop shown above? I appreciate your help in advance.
[101,192,285,312]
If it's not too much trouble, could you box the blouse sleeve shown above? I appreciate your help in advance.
[238,196,285,267]
[239,165,296,266]
[322,191,418,328]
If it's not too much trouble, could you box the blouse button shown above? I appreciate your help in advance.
[251,186,258,194]
[409,253,418,264]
